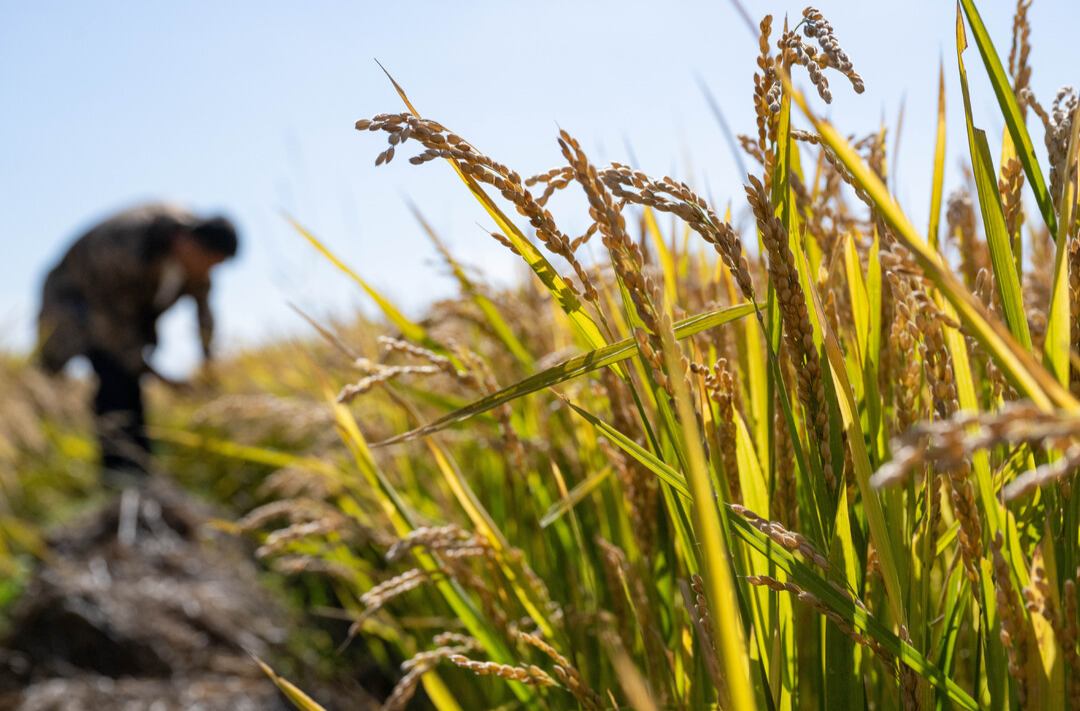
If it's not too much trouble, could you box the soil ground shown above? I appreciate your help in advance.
[0,478,374,711]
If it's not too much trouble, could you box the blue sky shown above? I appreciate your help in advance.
[1,1,1074,376]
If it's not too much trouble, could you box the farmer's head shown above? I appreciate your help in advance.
[173,217,238,280]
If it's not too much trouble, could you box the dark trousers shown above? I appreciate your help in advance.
[87,350,150,474]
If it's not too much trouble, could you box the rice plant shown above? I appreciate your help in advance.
[105,2,1080,710]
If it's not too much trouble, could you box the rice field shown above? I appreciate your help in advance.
[3,2,1080,710]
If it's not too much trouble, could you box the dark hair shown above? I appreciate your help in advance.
[188,216,239,258]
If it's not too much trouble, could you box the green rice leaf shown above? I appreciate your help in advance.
[727,515,978,710]
[797,225,906,626]
[421,433,556,638]
[539,466,612,528]
[866,231,886,459]
[371,303,753,447]
[928,59,947,252]
[318,373,540,709]
[557,395,690,500]
[660,319,758,711]
[824,487,863,710]
[1046,100,1080,386]
[954,11,1032,353]
[957,0,1057,236]
[787,80,1078,414]
[644,206,678,307]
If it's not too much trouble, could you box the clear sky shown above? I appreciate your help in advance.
[1,1,1075,376]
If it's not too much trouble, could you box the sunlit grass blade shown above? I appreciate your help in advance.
[371,303,753,447]
[643,207,678,306]
[741,288,772,472]
[287,216,432,348]
[729,409,786,708]
[954,11,1032,353]
[659,318,757,711]
[420,432,556,638]
[1047,100,1080,386]
[253,655,329,711]
[1031,530,1066,709]
[786,78,1079,414]
[314,371,541,709]
[556,394,690,500]
[957,0,1057,236]
[929,59,947,251]
[777,83,837,549]
[727,515,978,710]
[539,466,612,528]
[408,202,535,368]
[420,676,468,711]
[933,566,969,682]
[768,327,827,547]
[388,376,561,635]
[1059,102,1080,581]
[795,226,905,626]
[824,487,863,710]
[866,231,886,459]
[150,426,340,479]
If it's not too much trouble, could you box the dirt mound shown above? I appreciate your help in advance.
[0,479,355,711]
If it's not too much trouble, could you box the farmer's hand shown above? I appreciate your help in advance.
[145,363,194,395]
[160,375,195,395]
[193,359,218,390]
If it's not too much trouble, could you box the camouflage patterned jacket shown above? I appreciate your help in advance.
[38,204,216,376]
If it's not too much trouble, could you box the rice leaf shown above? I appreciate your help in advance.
[730,410,786,705]
[539,466,612,528]
[316,372,540,708]
[954,11,1032,353]
[253,656,329,711]
[824,487,863,711]
[928,59,947,251]
[957,0,1057,236]
[644,206,678,306]
[421,433,556,638]
[787,81,1079,413]
[844,234,870,369]
[1046,100,1080,386]
[287,216,432,348]
[420,675,468,711]
[150,427,339,479]
[660,319,758,711]
[933,566,969,706]
[1031,532,1066,709]
[557,395,691,500]
[796,224,905,626]
[865,231,886,460]
[371,303,753,447]
[408,203,535,368]
[728,515,978,710]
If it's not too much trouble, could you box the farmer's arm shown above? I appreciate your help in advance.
[190,279,214,361]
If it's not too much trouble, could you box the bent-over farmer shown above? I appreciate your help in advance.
[38,204,239,478]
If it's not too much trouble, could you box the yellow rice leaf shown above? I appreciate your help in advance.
[253,656,329,711]
[288,217,431,347]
